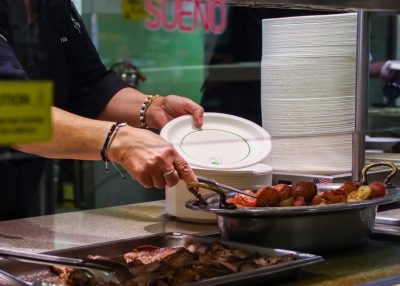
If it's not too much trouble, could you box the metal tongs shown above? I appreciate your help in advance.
[188,176,267,208]
[0,248,133,284]
[0,268,59,286]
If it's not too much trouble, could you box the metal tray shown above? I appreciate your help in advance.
[0,232,322,286]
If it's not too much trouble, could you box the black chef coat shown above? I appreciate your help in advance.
[0,0,129,220]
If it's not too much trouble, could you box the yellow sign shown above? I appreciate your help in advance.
[122,0,147,20]
[0,81,53,146]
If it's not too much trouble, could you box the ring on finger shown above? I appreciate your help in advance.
[163,168,175,177]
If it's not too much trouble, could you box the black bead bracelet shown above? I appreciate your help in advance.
[100,121,127,178]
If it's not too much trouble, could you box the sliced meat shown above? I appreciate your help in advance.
[124,247,182,265]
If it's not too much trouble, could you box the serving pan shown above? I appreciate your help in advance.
[0,233,322,286]
[186,162,400,253]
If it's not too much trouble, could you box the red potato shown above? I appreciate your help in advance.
[323,190,346,204]
[293,196,306,206]
[291,182,317,202]
[338,181,361,196]
[256,186,280,207]
[368,181,386,198]
[273,184,292,201]
[330,188,347,196]
[311,192,328,205]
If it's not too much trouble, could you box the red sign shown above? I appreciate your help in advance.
[144,0,227,34]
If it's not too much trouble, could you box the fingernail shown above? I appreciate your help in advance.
[198,116,203,126]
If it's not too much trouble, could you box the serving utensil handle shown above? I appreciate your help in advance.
[359,161,399,186]
[0,248,113,272]
[187,181,236,209]
[0,269,29,286]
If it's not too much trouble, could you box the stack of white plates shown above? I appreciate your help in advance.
[261,13,357,174]
[265,134,353,175]
[262,96,355,137]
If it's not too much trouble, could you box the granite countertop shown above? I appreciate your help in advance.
[1,200,400,286]
[0,200,218,253]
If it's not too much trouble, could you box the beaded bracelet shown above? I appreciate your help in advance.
[100,121,127,178]
[140,95,160,128]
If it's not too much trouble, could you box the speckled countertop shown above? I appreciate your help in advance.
[1,200,400,286]
[0,201,218,253]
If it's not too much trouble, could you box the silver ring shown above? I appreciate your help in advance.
[163,169,175,177]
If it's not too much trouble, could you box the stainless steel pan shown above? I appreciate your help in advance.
[186,162,400,253]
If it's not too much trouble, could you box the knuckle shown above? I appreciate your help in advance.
[165,144,176,156]
[167,178,179,188]
[176,161,192,175]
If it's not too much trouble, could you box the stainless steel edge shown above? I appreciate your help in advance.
[186,234,323,286]
[375,216,400,225]
[223,0,400,11]
[352,11,370,182]
[186,188,400,216]
[187,256,323,286]
[0,248,114,272]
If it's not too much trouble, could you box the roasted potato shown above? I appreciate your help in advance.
[293,196,306,206]
[311,193,328,205]
[227,178,386,208]
[256,186,280,206]
[274,184,292,201]
[347,185,372,202]
[338,181,361,196]
[323,190,346,204]
[291,182,317,202]
[368,181,386,198]
[279,197,295,207]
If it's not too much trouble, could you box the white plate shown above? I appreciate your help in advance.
[160,113,271,170]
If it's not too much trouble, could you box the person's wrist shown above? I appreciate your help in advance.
[100,122,128,178]
[139,95,161,129]
[380,60,392,80]
[106,124,130,164]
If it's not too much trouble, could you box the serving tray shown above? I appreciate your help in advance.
[0,232,322,286]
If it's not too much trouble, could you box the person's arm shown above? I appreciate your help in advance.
[370,60,400,82]
[98,88,203,129]
[369,61,386,79]
[1,1,199,189]
[60,0,203,129]
[13,106,196,188]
